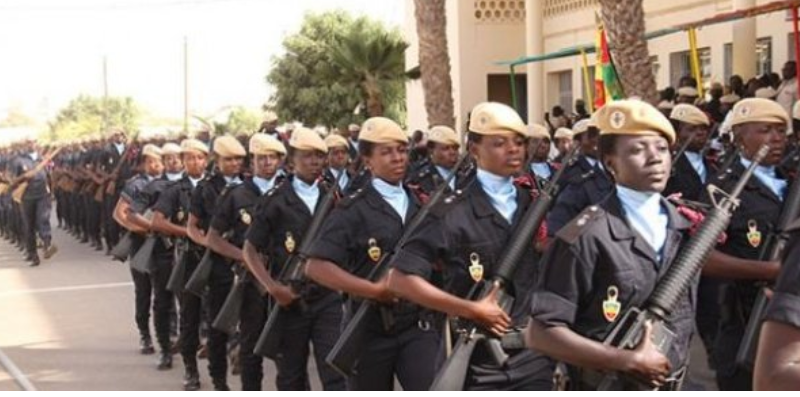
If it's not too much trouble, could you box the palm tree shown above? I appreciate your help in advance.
[328,20,412,117]
[599,0,658,104]
[414,0,455,128]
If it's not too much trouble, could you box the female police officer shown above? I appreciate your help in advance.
[387,102,554,390]
[528,100,696,390]
[304,117,438,390]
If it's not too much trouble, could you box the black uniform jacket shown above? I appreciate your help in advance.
[547,156,613,236]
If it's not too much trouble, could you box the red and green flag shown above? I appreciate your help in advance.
[594,22,625,110]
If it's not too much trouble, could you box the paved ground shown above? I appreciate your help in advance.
[0,224,322,391]
[0,221,717,391]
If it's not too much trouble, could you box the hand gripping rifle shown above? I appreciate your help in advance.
[735,153,800,370]
[429,145,579,391]
[325,152,471,378]
[253,169,351,359]
[595,145,767,390]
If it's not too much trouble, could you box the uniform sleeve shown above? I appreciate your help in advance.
[391,215,447,281]
[129,181,156,214]
[120,179,139,203]
[529,237,594,327]
[153,184,178,218]
[307,206,354,269]
[245,196,276,251]
[764,240,800,329]
[546,183,588,237]
[210,189,235,233]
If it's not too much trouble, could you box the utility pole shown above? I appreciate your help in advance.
[103,55,109,132]
[183,36,189,134]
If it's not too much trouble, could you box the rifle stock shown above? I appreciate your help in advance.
[111,231,135,262]
[212,269,249,335]
[593,145,767,390]
[185,249,214,297]
[166,240,189,292]
[130,235,157,274]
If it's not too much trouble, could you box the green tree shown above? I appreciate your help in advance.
[267,10,409,128]
[49,95,141,141]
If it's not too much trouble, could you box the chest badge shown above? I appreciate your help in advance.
[747,219,762,248]
[602,286,621,323]
[176,209,185,222]
[468,253,484,282]
[240,209,252,225]
[367,238,382,262]
[285,232,296,253]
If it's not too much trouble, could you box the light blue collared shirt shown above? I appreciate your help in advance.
[166,172,183,181]
[435,165,456,190]
[224,175,243,187]
[684,151,707,183]
[28,151,39,162]
[189,175,204,189]
[740,157,787,200]
[329,168,350,191]
[252,175,279,195]
[372,178,409,223]
[617,185,668,260]
[585,156,599,169]
[476,168,517,224]
[114,143,125,155]
[293,177,320,215]
[530,162,552,180]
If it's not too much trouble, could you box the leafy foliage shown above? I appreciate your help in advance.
[48,95,141,141]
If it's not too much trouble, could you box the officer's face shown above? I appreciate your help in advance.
[470,132,526,177]
[605,135,672,193]
[218,156,244,176]
[144,156,164,177]
[292,149,325,183]
[163,154,183,174]
[328,146,349,169]
[735,122,787,166]
[182,151,207,179]
[555,137,573,157]
[678,123,709,152]
[431,142,459,169]
[528,137,551,162]
[364,141,408,185]
[579,128,600,157]
[253,152,282,180]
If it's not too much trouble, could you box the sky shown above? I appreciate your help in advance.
[0,0,405,124]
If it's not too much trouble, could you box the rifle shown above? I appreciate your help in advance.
[253,169,351,359]
[111,231,135,262]
[594,145,767,390]
[185,249,214,297]
[670,130,698,174]
[11,147,63,204]
[429,145,579,391]
[716,147,741,178]
[212,266,258,336]
[105,142,135,196]
[325,152,471,377]
[735,154,800,370]
[166,238,189,292]
[130,235,158,274]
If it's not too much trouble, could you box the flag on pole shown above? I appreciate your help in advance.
[594,22,625,110]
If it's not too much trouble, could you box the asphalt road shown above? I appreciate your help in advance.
[0,222,717,391]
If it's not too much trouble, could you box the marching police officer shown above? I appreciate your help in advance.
[664,104,714,201]
[528,100,696,390]
[305,117,439,390]
[206,133,286,390]
[388,102,555,390]
[242,128,346,390]
[322,134,367,195]
[703,98,788,390]
[406,126,466,198]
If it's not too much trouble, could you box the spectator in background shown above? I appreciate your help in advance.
[777,61,798,116]
[705,82,725,123]
[573,99,589,121]
[730,75,746,98]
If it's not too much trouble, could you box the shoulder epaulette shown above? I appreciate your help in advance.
[339,187,365,208]
[555,205,604,244]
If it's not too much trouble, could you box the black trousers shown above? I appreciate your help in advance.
[104,193,121,249]
[179,251,203,365]
[464,348,554,391]
[347,321,439,391]
[150,251,174,352]
[274,292,346,391]
[21,196,52,257]
[206,261,234,386]
[239,281,267,391]
[130,267,153,337]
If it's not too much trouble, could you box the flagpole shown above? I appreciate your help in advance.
[688,27,705,99]
[580,48,594,113]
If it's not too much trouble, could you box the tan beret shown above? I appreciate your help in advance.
[670,104,710,126]
[755,87,777,99]
[730,98,789,127]
[213,135,247,157]
[161,142,182,156]
[180,138,209,155]
[263,111,278,123]
[348,123,361,132]
[793,101,800,120]
[324,134,349,149]
[595,99,676,144]
[720,94,741,105]
[677,87,699,97]
[468,102,527,136]
[360,117,408,144]
[427,126,461,146]
[657,100,675,110]
[572,119,591,136]
[289,127,328,153]
[554,127,574,140]
[141,144,163,159]
[249,133,287,156]
[528,124,550,140]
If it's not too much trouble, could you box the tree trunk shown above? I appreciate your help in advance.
[363,78,385,117]
[414,0,456,128]
[599,0,659,105]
